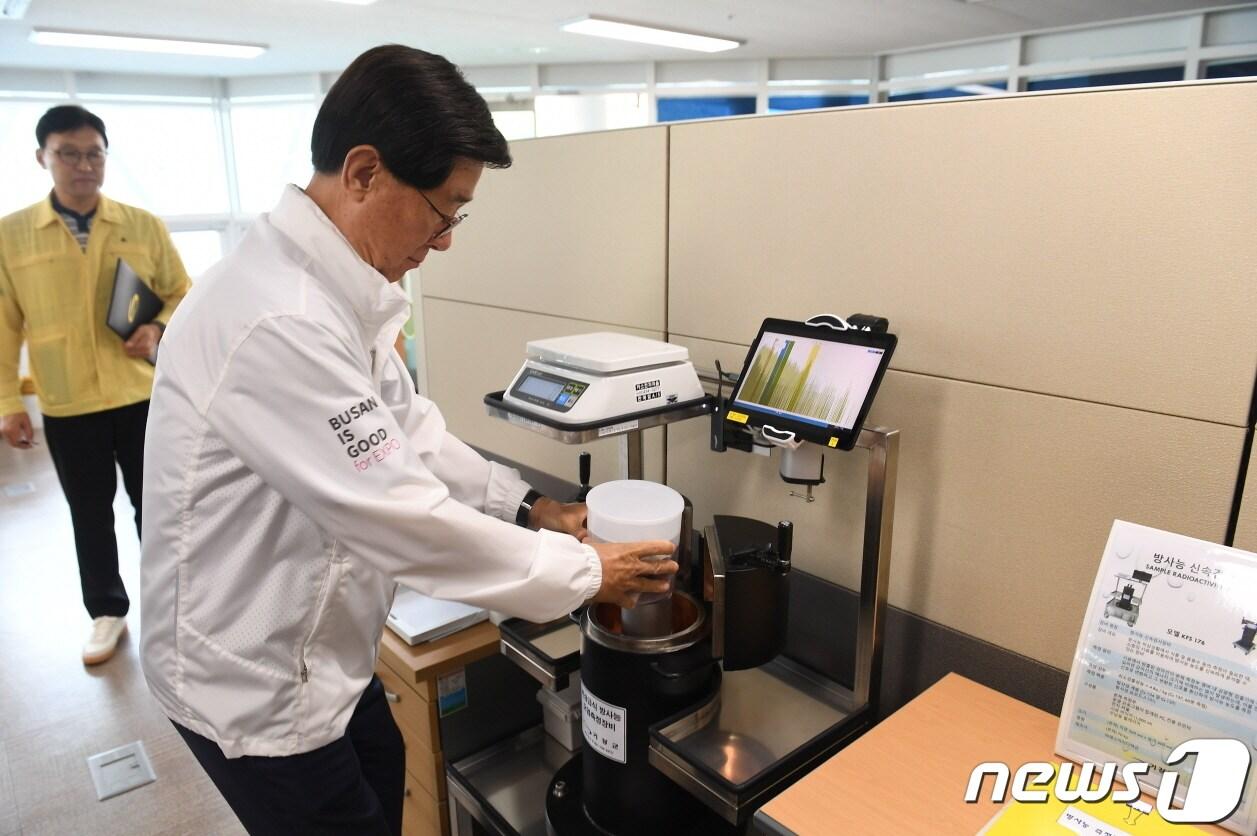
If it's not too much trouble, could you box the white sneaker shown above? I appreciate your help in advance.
[83,616,127,665]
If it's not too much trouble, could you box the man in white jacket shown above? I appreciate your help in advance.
[140,45,675,836]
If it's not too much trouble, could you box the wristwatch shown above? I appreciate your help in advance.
[516,488,543,528]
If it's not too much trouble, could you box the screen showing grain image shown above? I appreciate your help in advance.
[732,332,886,429]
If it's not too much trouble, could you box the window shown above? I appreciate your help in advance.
[170,230,225,279]
[1026,66,1184,91]
[656,96,756,123]
[888,81,1007,102]
[0,100,64,216]
[88,101,231,216]
[1204,58,1257,79]
[230,100,318,215]
[534,93,649,137]
[767,94,868,113]
[491,109,536,141]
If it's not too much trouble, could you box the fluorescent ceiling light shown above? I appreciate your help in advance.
[30,29,266,59]
[561,16,741,53]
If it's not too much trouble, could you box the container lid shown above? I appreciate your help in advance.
[526,332,689,373]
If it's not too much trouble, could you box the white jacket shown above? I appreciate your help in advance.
[140,185,601,758]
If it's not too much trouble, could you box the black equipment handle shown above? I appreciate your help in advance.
[576,451,592,501]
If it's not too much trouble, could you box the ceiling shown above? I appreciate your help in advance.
[0,0,1241,78]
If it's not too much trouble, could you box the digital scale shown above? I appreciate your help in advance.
[501,332,707,428]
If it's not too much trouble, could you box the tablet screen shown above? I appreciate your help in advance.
[731,330,887,430]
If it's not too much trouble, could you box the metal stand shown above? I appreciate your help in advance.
[852,425,899,716]
[620,428,644,479]
[471,387,900,830]
[695,370,898,715]
[645,424,899,826]
[485,385,898,719]
[483,390,712,480]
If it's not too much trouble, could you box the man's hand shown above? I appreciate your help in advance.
[123,323,162,359]
[1,410,35,449]
[589,540,678,609]
[529,496,589,541]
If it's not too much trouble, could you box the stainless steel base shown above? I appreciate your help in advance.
[448,726,573,836]
[649,656,871,824]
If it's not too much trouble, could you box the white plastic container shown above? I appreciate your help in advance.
[537,676,582,751]
[585,480,683,605]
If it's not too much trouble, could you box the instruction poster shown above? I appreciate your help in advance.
[1057,521,1257,835]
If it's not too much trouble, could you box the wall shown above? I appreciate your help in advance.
[666,80,1257,671]
[420,80,1257,686]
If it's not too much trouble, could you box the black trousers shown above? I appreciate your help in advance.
[174,676,405,836]
[41,399,149,619]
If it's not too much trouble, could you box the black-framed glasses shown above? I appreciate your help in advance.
[52,148,108,167]
[417,190,467,240]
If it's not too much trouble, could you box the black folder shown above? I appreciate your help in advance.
[106,258,163,341]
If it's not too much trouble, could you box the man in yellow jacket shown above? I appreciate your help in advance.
[0,105,190,665]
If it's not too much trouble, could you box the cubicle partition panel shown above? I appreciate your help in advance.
[422,298,666,486]
[664,81,1257,691]
[667,81,1257,425]
[420,80,1257,713]
[670,335,1242,673]
[418,126,669,330]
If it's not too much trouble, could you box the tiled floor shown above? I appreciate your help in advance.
[0,428,244,835]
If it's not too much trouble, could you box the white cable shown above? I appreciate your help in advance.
[804,313,853,331]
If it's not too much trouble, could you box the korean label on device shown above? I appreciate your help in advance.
[581,687,627,763]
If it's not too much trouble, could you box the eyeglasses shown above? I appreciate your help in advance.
[51,148,108,167]
[417,190,467,241]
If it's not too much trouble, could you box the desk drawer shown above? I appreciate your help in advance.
[402,771,448,836]
[378,661,439,752]
[403,731,446,801]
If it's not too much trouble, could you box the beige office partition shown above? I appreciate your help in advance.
[668,81,1257,668]
[669,81,1257,425]
[422,298,665,485]
[671,336,1243,669]
[417,126,671,483]
[1235,445,1257,553]
[420,126,669,332]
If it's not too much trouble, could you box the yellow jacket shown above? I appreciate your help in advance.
[0,194,190,417]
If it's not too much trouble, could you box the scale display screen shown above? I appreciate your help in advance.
[728,318,896,450]
[509,368,588,413]
[517,375,566,402]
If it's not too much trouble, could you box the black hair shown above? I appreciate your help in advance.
[312,45,511,190]
[36,105,108,148]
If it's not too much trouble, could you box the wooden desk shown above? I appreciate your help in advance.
[756,673,1228,835]
[377,621,501,836]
